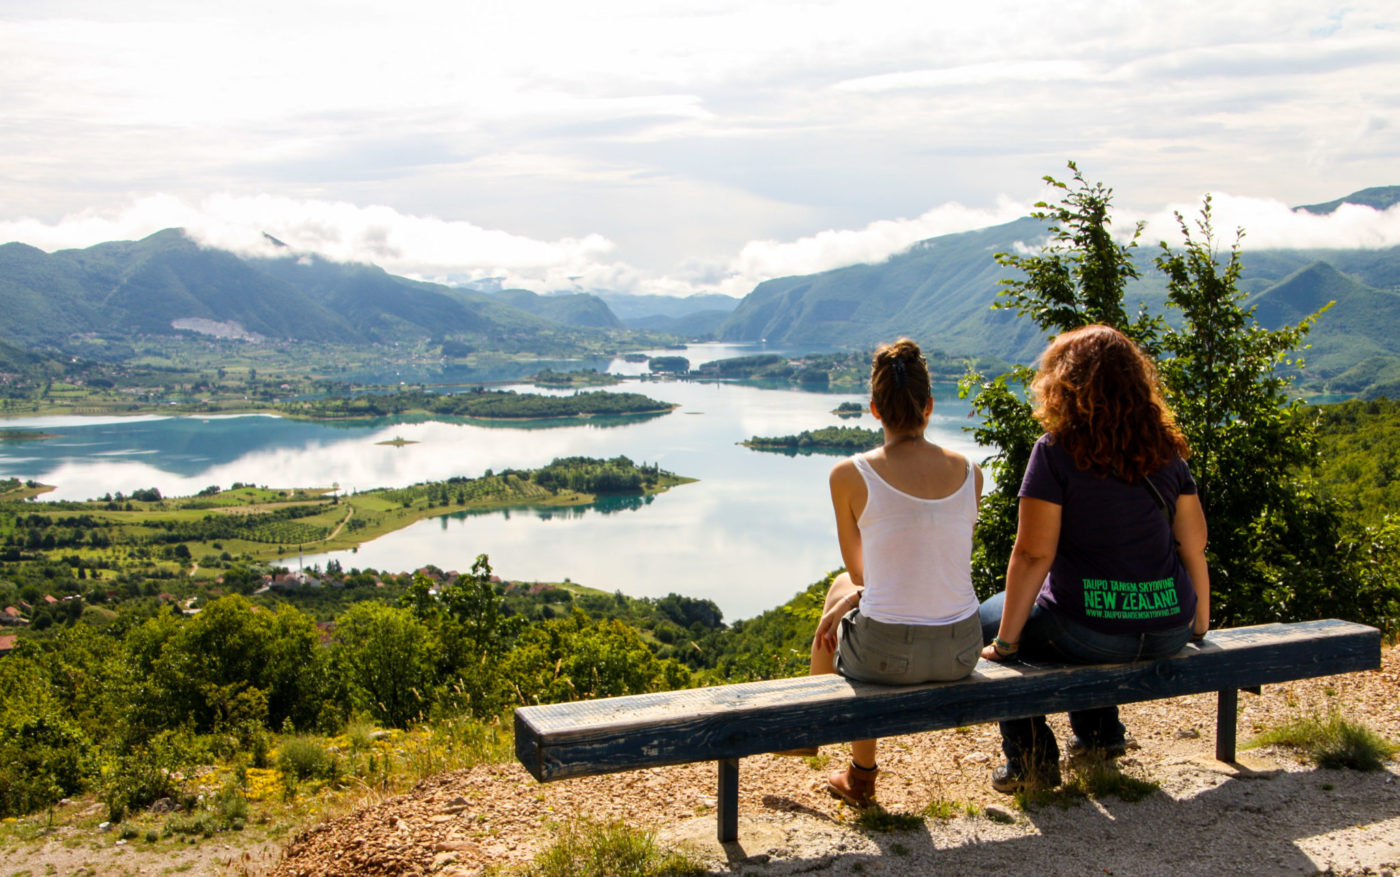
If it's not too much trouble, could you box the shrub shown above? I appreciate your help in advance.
[0,713,95,817]
[1247,714,1398,771]
[213,779,249,826]
[100,729,207,822]
[922,799,979,820]
[524,818,705,877]
[277,735,333,782]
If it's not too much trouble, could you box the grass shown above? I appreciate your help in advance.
[922,798,979,820]
[853,807,923,832]
[514,818,706,877]
[1064,760,1160,803]
[847,796,980,834]
[0,711,517,875]
[1014,759,1160,811]
[1244,713,1398,771]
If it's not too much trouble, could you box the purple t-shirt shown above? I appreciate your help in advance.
[1019,434,1198,633]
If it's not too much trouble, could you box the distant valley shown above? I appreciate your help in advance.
[2,185,1399,397]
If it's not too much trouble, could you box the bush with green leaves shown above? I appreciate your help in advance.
[100,728,209,821]
[326,601,438,728]
[277,735,336,782]
[124,595,326,739]
[0,710,95,817]
[501,609,691,704]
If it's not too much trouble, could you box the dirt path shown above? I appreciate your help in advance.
[325,503,354,541]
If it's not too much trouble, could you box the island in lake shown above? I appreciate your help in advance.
[0,429,60,442]
[279,388,676,421]
[743,425,882,456]
[0,457,693,572]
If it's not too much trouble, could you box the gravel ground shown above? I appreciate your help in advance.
[265,643,1400,877]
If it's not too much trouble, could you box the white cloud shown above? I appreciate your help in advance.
[834,61,1094,93]
[0,195,620,287]
[718,198,1036,296]
[1135,193,1400,251]
[5,188,1400,303]
[3,0,1399,283]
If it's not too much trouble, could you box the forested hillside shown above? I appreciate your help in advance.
[716,187,1400,396]
[0,231,626,349]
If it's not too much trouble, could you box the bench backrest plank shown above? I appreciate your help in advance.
[515,619,1381,782]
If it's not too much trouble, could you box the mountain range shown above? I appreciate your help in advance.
[714,187,1400,393]
[2,187,1399,395]
[0,229,626,349]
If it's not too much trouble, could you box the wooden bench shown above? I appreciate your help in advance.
[514,618,1382,842]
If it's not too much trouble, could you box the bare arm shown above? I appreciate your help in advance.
[1173,492,1210,637]
[815,460,866,652]
[981,497,1061,661]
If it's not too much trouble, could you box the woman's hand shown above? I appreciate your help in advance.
[979,638,1020,662]
[814,590,859,653]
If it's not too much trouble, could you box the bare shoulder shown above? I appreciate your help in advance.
[829,456,861,485]
[935,445,971,472]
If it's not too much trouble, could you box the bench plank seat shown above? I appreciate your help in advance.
[514,619,1381,841]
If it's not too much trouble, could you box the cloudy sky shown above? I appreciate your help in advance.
[2,0,1398,298]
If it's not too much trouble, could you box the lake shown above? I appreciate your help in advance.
[0,345,986,621]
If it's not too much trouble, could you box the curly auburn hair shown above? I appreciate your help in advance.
[1032,324,1189,480]
[870,338,931,432]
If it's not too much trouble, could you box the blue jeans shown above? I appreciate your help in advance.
[979,592,1191,770]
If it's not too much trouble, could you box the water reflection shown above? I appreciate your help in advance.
[443,493,657,524]
[0,346,985,620]
[745,446,863,458]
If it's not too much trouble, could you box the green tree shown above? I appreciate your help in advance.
[501,609,689,705]
[964,164,1376,629]
[1153,201,1388,627]
[963,162,1154,596]
[329,602,438,727]
[993,162,1156,344]
[128,597,323,740]
[435,555,524,717]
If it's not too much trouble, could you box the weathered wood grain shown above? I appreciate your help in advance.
[515,619,1380,783]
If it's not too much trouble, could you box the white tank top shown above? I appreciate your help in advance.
[853,452,980,626]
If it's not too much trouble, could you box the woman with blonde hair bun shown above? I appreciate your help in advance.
[789,338,983,808]
[979,324,1211,793]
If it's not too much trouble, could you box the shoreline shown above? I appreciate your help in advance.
[0,403,681,425]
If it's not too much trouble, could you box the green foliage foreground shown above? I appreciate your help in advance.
[0,555,831,821]
[0,555,697,819]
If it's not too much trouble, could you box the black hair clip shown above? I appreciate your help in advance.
[892,358,908,389]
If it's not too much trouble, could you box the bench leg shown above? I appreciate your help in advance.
[1216,688,1238,762]
[718,758,739,843]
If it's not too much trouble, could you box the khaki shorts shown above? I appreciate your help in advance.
[834,609,981,685]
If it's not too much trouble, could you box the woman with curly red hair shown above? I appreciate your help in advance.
[979,324,1211,792]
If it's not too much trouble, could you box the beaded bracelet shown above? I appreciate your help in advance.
[992,636,1020,656]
